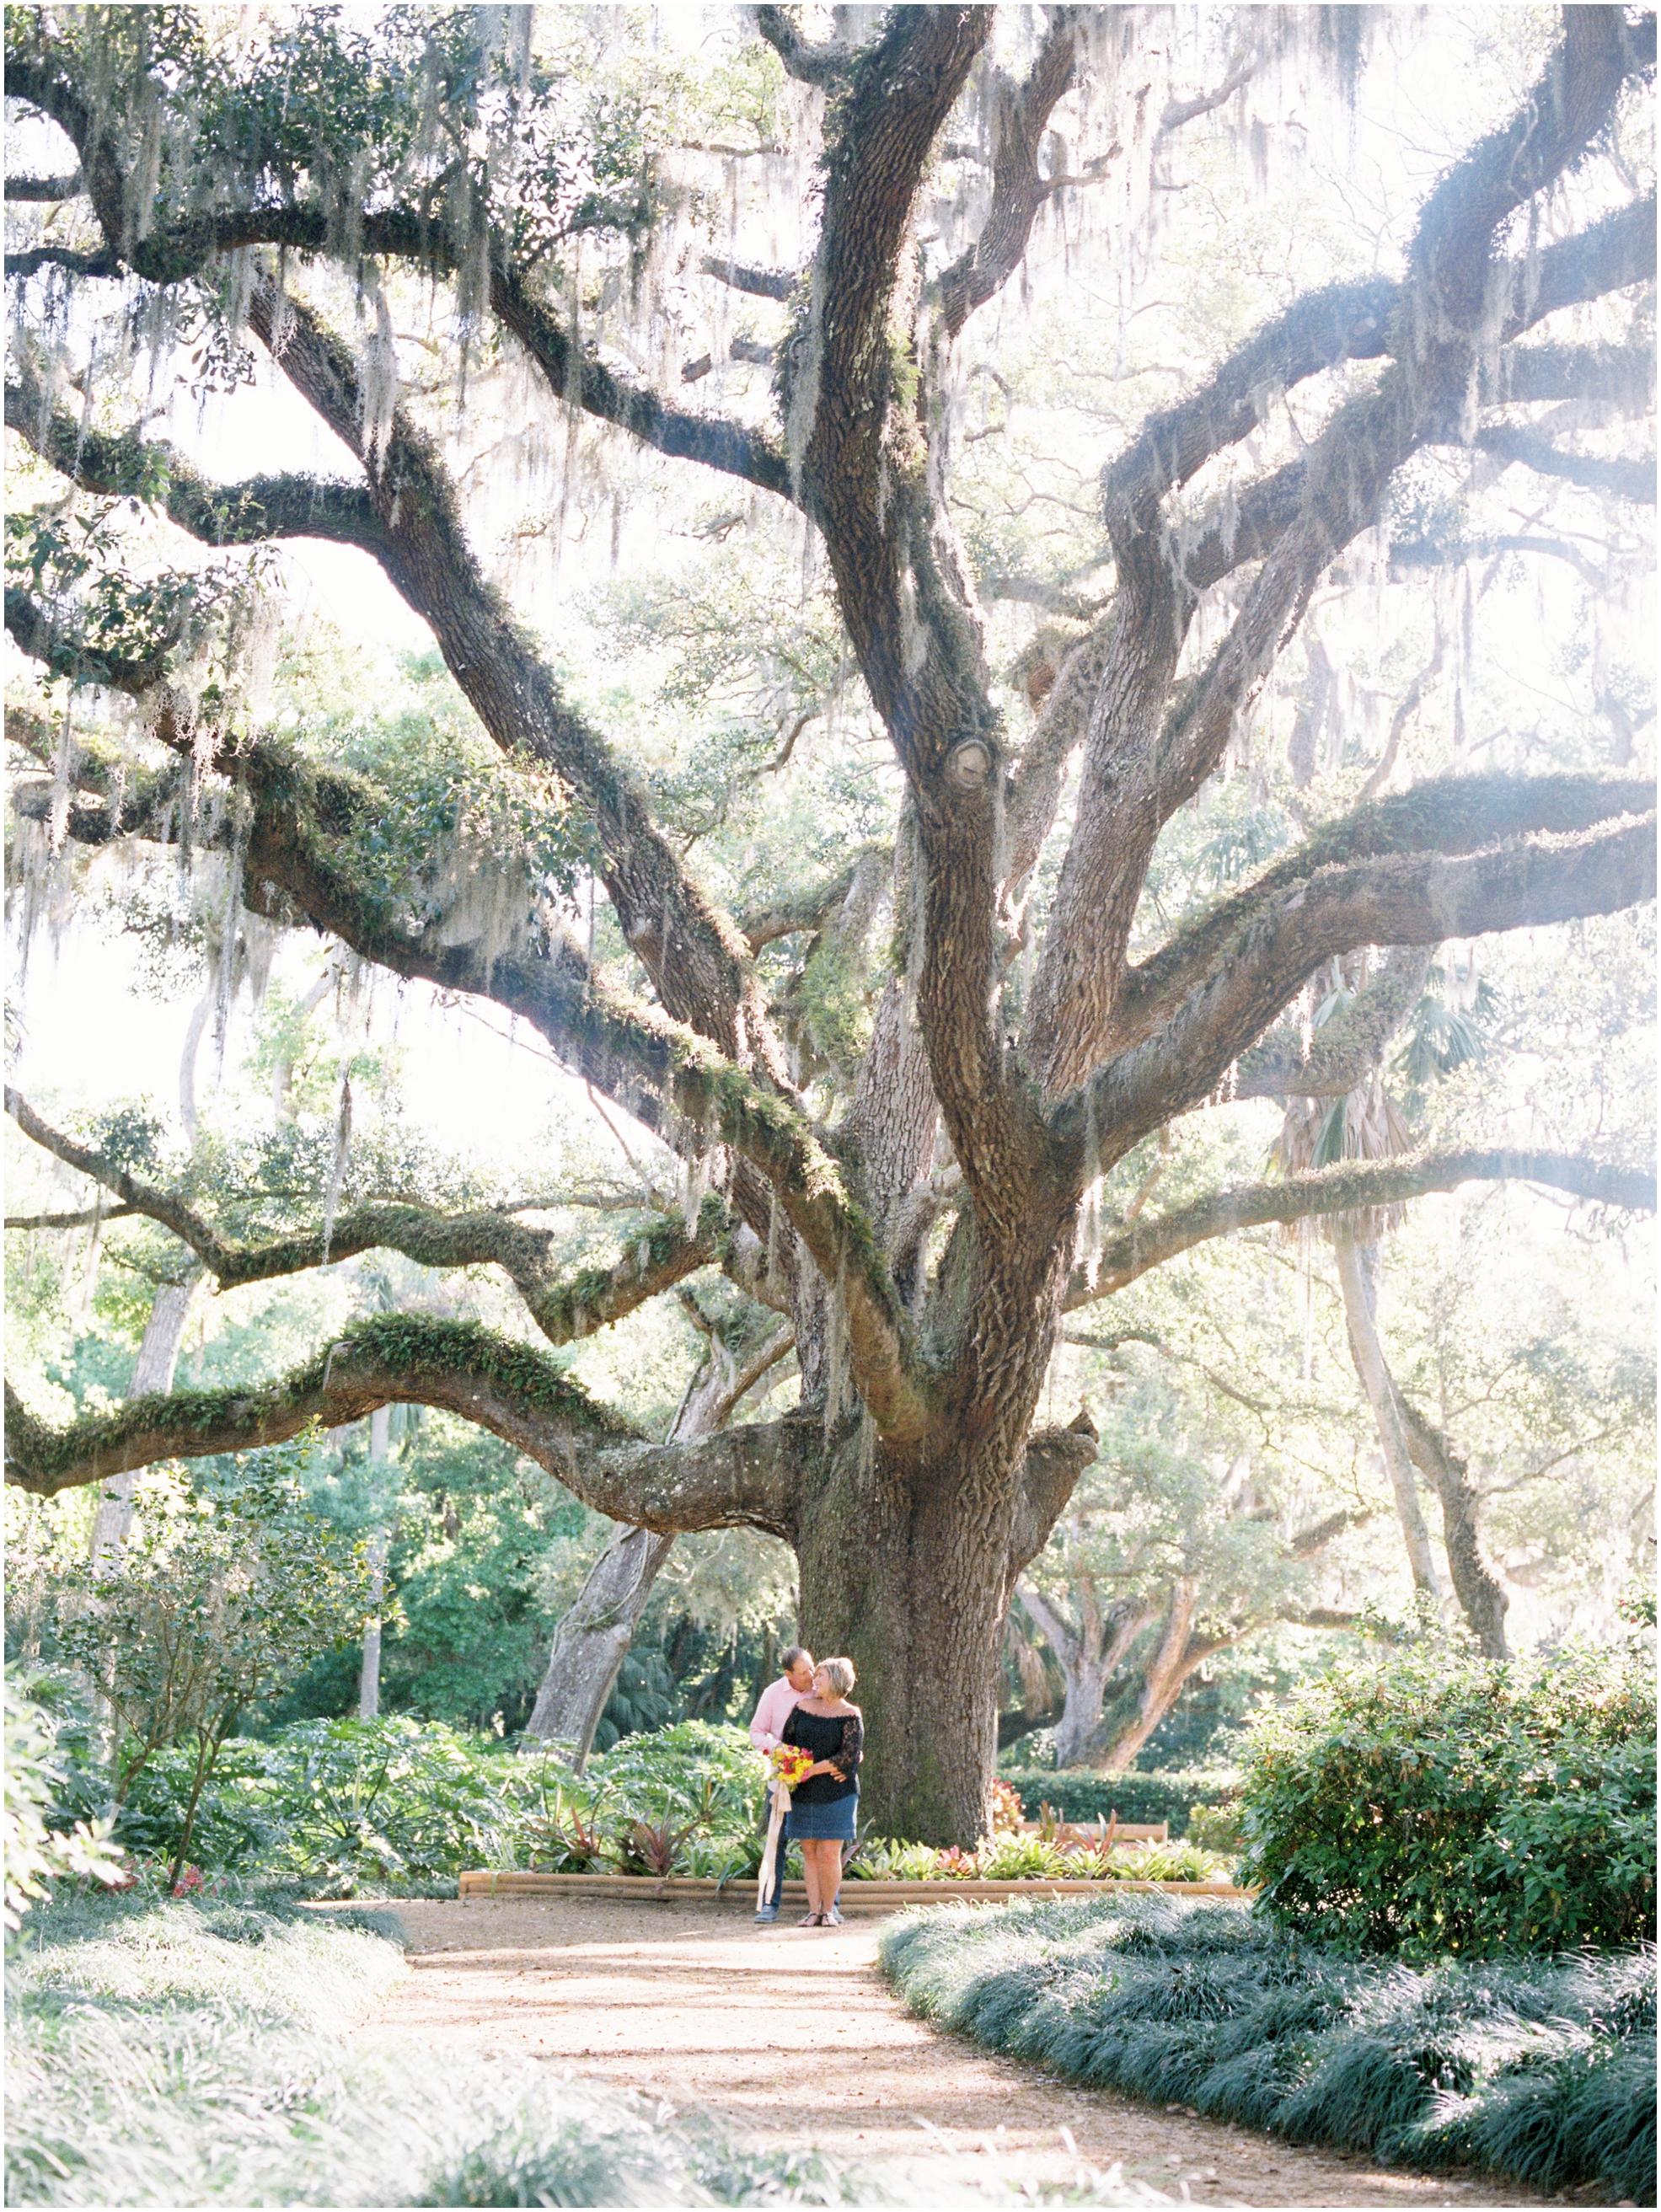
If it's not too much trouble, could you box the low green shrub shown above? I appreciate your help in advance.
[4,1681,124,1933]
[880,1892,1656,2201]
[251,1717,517,1888]
[1185,1802,1245,1854]
[842,1835,1236,1883]
[40,1699,769,1891]
[999,1770,1240,1834]
[581,1719,764,1830]
[1238,1641,1656,1955]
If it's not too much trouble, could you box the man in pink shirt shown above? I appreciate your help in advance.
[749,1647,813,1922]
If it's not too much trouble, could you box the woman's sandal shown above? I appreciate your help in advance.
[796,1911,824,1926]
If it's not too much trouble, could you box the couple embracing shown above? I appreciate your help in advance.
[748,1647,863,1927]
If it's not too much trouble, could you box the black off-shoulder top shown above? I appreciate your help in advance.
[782,1702,863,1802]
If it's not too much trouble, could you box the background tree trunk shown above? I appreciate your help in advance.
[1081,1583,1224,1771]
[88,1270,200,1572]
[522,1524,677,1763]
[520,1307,790,1761]
[1398,1395,1512,1658]
[1019,1583,1157,1768]
[356,1404,391,1719]
[1334,1232,1445,1602]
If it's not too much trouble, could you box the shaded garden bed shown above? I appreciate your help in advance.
[880,1890,1656,2203]
[458,1870,1257,1908]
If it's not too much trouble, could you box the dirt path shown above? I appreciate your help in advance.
[348,1898,1562,2209]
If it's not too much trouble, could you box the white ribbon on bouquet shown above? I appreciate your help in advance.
[757,1780,792,1912]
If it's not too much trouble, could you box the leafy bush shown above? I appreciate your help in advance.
[34,1707,774,1891]
[116,1734,287,1872]
[999,1770,1240,1834]
[1238,1641,1656,1955]
[255,1717,517,1887]
[582,1719,764,1830]
[881,1892,1656,2201]
[3,1685,124,1933]
[1186,1801,1245,1854]
[108,1717,516,1891]
[52,1454,370,1885]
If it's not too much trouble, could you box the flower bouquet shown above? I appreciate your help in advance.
[768,1745,815,1795]
[756,1745,814,1912]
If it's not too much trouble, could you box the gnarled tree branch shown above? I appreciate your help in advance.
[4,1314,815,1540]
[4,1086,729,1347]
[1112,772,1656,1060]
[1233,950,1432,1102]
[935,9,1085,340]
[1065,1147,1656,1309]
[1063,809,1655,1163]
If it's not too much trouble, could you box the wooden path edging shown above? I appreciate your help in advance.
[456,1871,1258,1911]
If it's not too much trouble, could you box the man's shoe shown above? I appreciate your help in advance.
[753,1908,779,1923]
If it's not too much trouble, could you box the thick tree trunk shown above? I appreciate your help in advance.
[88,1270,199,1572]
[357,1405,391,1719]
[1398,1395,1511,1659]
[795,1431,1014,1844]
[1334,1232,1445,1602]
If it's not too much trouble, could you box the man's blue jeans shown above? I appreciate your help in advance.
[760,1785,785,1911]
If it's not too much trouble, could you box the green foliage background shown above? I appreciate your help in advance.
[1238,1639,1657,1955]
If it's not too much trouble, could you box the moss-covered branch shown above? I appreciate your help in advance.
[14,717,931,1438]
[933,10,1082,340]
[1231,950,1431,1103]
[4,381,386,553]
[1064,1149,1656,1310]
[4,1312,814,1539]
[5,1088,726,1346]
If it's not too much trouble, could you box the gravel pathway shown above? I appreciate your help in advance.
[347,1897,1561,2209]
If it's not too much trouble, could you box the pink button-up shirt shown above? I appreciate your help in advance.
[749,1675,808,1754]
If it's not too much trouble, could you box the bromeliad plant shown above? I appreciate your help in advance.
[521,1777,613,1875]
[977,1833,1070,1881]
[608,1780,721,1878]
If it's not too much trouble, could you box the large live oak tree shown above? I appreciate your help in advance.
[5,5,1655,1838]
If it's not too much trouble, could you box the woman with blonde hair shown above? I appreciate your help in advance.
[780,1657,862,1926]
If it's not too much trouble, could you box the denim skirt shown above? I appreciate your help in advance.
[785,1792,857,1842]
